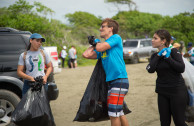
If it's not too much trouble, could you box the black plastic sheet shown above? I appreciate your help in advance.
[74,59,131,122]
[11,77,55,126]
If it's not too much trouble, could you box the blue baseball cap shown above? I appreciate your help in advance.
[171,36,176,40]
[187,42,193,48]
[30,33,45,42]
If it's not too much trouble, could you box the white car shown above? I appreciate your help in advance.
[123,38,158,63]
[43,46,61,73]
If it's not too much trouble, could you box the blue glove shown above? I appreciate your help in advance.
[94,39,100,43]
[165,47,171,58]
[158,48,167,56]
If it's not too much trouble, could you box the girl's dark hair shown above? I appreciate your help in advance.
[27,38,35,50]
[155,29,171,47]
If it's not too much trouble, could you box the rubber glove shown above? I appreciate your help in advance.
[88,36,95,46]
[88,36,100,47]
[94,39,100,43]
[158,48,167,56]
[165,47,171,58]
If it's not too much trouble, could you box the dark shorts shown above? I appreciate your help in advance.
[107,78,129,117]
[70,59,75,63]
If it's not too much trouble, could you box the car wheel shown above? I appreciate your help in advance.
[0,90,20,126]
[132,55,139,64]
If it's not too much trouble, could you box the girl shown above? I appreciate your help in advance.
[17,33,52,96]
[146,29,188,126]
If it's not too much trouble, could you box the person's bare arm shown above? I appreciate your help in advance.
[95,42,111,52]
[17,65,35,81]
[82,46,97,59]
[43,61,52,84]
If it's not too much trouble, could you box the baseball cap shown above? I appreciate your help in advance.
[63,46,67,49]
[171,36,176,40]
[30,33,45,42]
[187,42,193,48]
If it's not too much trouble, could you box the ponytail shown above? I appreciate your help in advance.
[27,38,35,51]
[27,43,31,50]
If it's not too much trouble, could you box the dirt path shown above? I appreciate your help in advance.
[50,62,194,126]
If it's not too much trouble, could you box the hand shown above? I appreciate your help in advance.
[29,76,35,82]
[43,75,48,84]
[88,36,95,46]
[158,48,167,56]
[165,47,171,58]
[88,36,100,46]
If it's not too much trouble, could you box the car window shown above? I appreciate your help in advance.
[0,35,26,52]
[123,41,138,47]
[140,41,145,47]
[144,40,152,47]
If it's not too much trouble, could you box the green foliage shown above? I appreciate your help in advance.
[113,11,163,38]
[65,11,102,44]
[0,0,194,66]
[58,45,97,67]
[8,0,33,15]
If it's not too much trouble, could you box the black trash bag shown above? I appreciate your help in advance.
[11,76,55,126]
[74,59,131,122]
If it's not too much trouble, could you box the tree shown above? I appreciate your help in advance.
[8,0,33,15]
[105,0,137,11]
[34,2,54,17]
[113,11,163,39]
[65,11,102,44]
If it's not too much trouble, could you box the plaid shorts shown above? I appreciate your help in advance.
[107,78,129,117]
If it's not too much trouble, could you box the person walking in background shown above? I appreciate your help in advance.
[185,42,194,65]
[68,45,76,68]
[169,36,176,48]
[61,46,67,68]
[146,29,188,126]
[83,18,129,126]
[17,33,52,96]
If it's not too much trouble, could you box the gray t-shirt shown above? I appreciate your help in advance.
[68,48,76,59]
[18,49,50,78]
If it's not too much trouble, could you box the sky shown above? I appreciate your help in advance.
[0,0,194,24]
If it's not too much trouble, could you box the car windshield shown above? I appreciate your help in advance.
[123,41,138,47]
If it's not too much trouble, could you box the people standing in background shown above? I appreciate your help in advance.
[74,54,78,68]
[172,43,181,51]
[179,41,186,55]
[74,47,77,68]
[68,46,76,68]
[186,42,194,65]
[61,46,67,68]
[169,36,176,48]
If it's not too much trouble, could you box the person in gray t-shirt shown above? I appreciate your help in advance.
[17,33,52,96]
[68,46,76,68]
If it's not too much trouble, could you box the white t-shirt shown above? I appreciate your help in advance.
[68,48,76,59]
[61,49,67,58]
[188,47,194,62]
[18,49,50,78]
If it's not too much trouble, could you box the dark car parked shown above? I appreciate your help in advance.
[0,27,59,125]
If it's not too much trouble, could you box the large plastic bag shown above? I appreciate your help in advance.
[11,77,55,126]
[74,59,131,122]
[182,57,194,122]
